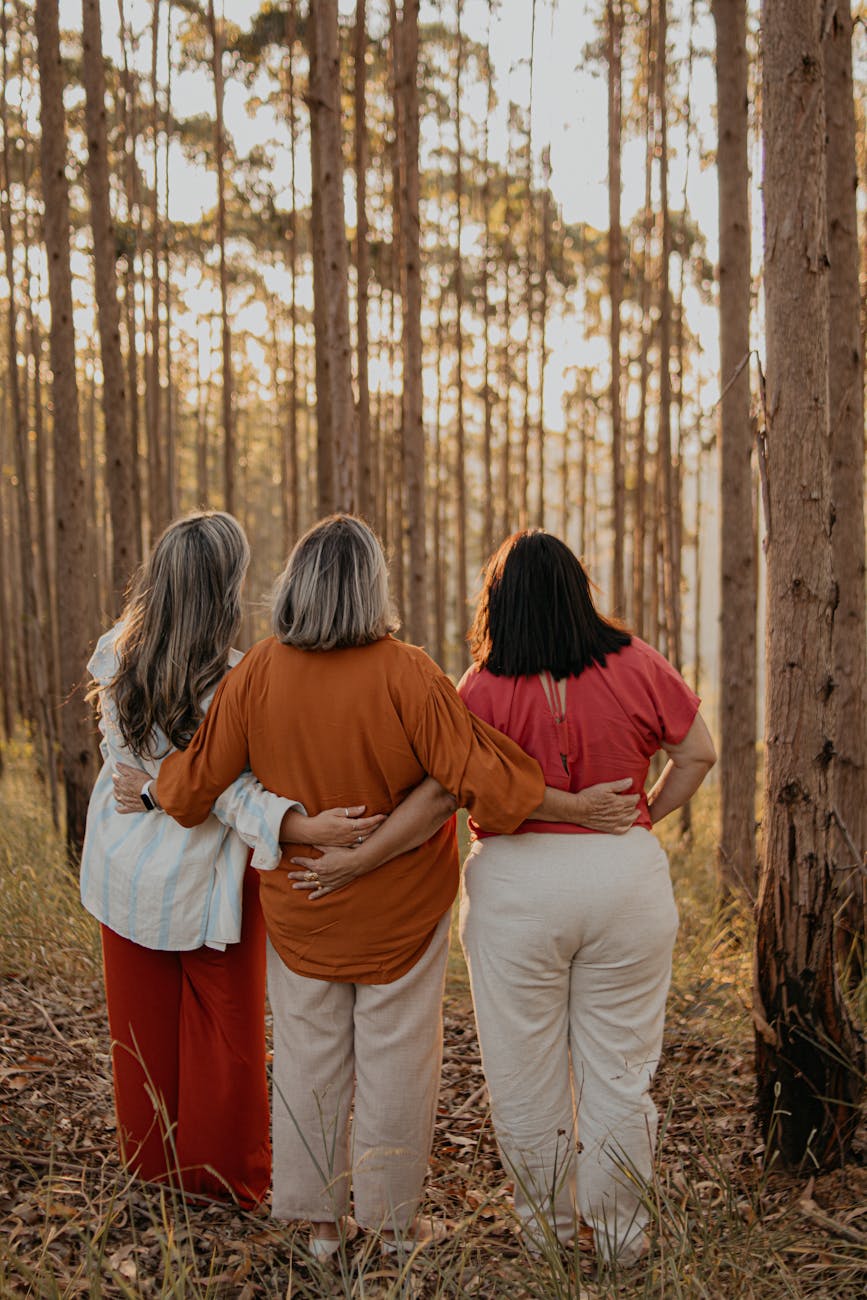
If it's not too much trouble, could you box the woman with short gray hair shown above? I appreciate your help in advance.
[153,514,638,1257]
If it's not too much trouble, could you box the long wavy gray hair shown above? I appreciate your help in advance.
[272,514,398,650]
[105,511,250,756]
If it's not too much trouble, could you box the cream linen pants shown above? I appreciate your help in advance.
[460,828,678,1264]
[266,910,450,1230]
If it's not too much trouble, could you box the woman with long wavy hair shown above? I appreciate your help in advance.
[80,511,384,1207]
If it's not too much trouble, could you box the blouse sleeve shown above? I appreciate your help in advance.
[638,641,701,747]
[410,668,544,833]
[156,667,251,827]
[211,778,302,872]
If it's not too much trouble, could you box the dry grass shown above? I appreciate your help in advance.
[1,742,866,1298]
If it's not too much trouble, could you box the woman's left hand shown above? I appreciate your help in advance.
[287,847,365,900]
[113,762,151,813]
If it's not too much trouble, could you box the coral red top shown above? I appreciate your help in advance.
[458,637,700,838]
[156,635,545,982]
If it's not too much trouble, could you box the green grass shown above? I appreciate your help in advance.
[2,742,866,1299]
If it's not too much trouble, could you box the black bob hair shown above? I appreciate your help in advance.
[468,530,632,679]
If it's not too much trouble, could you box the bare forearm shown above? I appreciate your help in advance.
[528,779,639,834]
[354,778,456,872]
[647,758,713,824]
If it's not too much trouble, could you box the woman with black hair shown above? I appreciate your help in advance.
[458,529,716,1264]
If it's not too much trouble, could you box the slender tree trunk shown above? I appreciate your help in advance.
[146,0,164,537]
[195,317,209,505]
[82,0,139,610]
[433,256,446,666]
[392,0,426,643]
[499,238,512,539]
[1,0,34,722]
[656,0,679,665]
[306,0,358,514]
[35,0,97,854]
[712,0,756,894]
[536,149,551,529]
[519,106,533,530]
[481,16,494,558]
[754,0,864,1168]
[284,0,299,546]
[207,0,234,515]
[354,0,372,524]
[117,0,143,556]
[454,0,467,636]
[0,463,15,739]
[607,0,625,612]
[162,0,176,518]
[825,0,867,959]
[632,3,654,636]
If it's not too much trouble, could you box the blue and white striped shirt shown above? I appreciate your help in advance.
[80,625,303,951]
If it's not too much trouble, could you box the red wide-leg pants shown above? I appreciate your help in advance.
[100,865,270,1207]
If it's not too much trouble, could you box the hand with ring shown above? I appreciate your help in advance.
[291,804,386,848]
[288,844,372,900]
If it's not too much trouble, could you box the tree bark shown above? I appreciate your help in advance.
[393,0,426,644]
[354,0,372,525]
[34,0,97,854]
[607,0,625,613]
[825,0,866,958]
[754,0,864,1168]
[207,0,234,515]
[712,0,756,896]
[306,0,358,514]
[454,0,467,637]
[656,0,679,666]
[145,0,165,539]
[82,0,139,611]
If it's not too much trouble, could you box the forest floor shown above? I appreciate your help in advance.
[1,737,866,1299]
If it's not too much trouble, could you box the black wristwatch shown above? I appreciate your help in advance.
[141,781,157,812]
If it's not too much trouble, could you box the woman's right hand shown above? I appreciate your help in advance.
[280,804,386,847]
[287,846,367,899]
[572,778,640,833]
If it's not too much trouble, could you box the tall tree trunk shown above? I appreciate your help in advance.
[825,0,867,960]
[656,0,679,665]
[145,0,164,538]
[607,0,625,613]
[162,0,176,519]
[454,0,467,638]
[393,0,426,643]
[207,0,234,516]
[284,0,299,546]
[34,0,97,854]
[354,0,372,524]
[519,105,533,530]
[82,0,139,610]
[712,0,756,895]
[536,148,551,529]
[754,0,863,1168]
[481,16,494,558]
[632,3,655,637]
[499,228,513,540]
[306,0,358,514]
[1,0,34,723]
[117,0,143,557]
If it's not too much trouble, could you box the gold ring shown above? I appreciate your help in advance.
[304,870,319,883]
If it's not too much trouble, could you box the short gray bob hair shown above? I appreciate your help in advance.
[272,514,399,650]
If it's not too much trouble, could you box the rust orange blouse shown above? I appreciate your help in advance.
[156,635,544,983]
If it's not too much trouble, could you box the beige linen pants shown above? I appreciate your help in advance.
[460,828,678,1264]
[266,910,450,1230]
